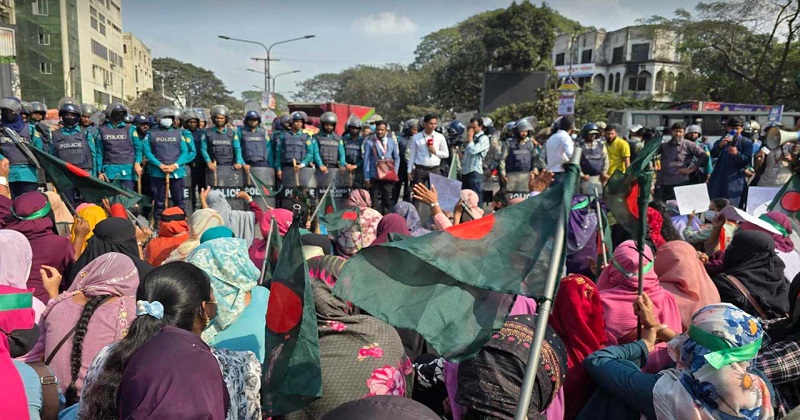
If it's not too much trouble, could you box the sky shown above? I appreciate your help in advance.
[122,0,700,103]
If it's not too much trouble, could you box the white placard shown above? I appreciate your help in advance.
[746,186,781,215]
[673,184,711,215]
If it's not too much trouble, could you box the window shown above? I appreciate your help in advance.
[90,6,97,16]
[99,14,105,23]
[94,90,110,105]
[37,33,50,45]
[91,17,98,30]
[99,24,106,35]
[123,44,127,54]
[555,53,565,66]
[91,39,108,59]
[614,72,621,92]
[612,47,624,64]
[39,62,52,74]
[630,43,650,61]
[32,0,48,15]
[581,49,592,64]
[628,73,649,91]
[135,69,139,83]
[608,74,614,91]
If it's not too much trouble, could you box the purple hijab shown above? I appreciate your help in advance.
[567,195,597,254]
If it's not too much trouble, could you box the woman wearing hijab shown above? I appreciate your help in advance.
[335,189,383,257]
[44,191,74,236]
[0,285,36,420]
[654,240,721,330]
[187,237,268,363]
[249,208,293,270]
[144,206,190,266]
[713,230,789,320]
[431,189,486,230]
[756,273,800,412]
[30,253,139,406]
[579,301,773,420]
[284,256,412,419]
[3,191,74,304]
[392,202,430,237]
[0,231,46,325]
[323,396,440,420]
[372,214,410,246]
[456,315,567,420]
[78,263,261,420]
[549,274,612,419]
[70,203,106,255]
[203,188,261,247]
[566,195,600,279]
[597,240,682,373]
[67,218,153,286]
[739,211,799,282]
[164,208,225,263]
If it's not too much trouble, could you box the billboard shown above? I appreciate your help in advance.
[480,71,549,114]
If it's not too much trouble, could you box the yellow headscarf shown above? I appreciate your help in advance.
[71,204,108,253]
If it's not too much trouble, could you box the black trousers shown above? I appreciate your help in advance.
[654,180,691,202]
[369,179,395,214]
[393,161,410,203]
[411,165,440,206]
[190,162,207,211]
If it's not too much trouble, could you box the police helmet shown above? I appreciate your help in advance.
[210,105,228,118]
[347,119,362,129]
[124,114,134,124]
[627,124,643,135]
[30,102,47,114]
[686,124,702,136]
[280,113,292,128]
[182,110,201,122]
[482,117,494,130]
[0,98,22,114]
[515,119,535,136]
[20,101,32,116]
[320,112,337,125]
[81,103,98,117]
[172,107,183,120]
[133,114,149,125]
[244,110,261,122]
[503,121,516,134]
[447,120,465,137]
[521,116,538,130]
[147,115,157,126]
[580,123,600,139]
[291,111,305,122]
[105,103,128,121]
[272,116,284,132]
[58,102,81,118]
[155,107,177,120]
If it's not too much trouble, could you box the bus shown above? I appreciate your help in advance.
[606,109,800,138]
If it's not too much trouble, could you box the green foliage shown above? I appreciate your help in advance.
[240,91,289,113]
[488,88,559,129]
[126,89,172,115]
[153,58,241,111]
[574,88,654,125]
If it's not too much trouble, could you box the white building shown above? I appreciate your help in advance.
[552,26,686,102]
[77,0,125,106]
[122,32,152,102]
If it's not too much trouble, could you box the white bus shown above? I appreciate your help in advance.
[607,109,800,137]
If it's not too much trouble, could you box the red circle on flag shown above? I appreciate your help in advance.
[446,214,495,240]
[626,181,640,219]
[66,163,90,178]
[781,191,800,213]
[266,282,303,333]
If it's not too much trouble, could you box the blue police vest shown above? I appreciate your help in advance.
[282,131,307,164]
[241,129,268,163]
[0,124,33,165]
[52,129,92,169]
[580,142,606,176]
[206,128,235,164]
[99,125,135,165]
[149,128,181,165]
[317,133,341,165]
[505,139,533,173]
[344,137,362,164]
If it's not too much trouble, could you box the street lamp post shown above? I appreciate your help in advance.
[218,34,315,94]
[272,70,300,93]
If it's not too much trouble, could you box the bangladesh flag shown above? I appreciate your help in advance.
[108,178,150,209]
[768,174,800,234]
[262,222,322,416]
[333,163,579,361]
[319,206,359,235]
[248,171,283,198]
[27,146,133,204]
[603,136,661,238]
[259,216,284,284]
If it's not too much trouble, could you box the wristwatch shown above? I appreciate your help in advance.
[0,176,8,186]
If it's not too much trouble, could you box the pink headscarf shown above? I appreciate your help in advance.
[346,189,372,209]
[597,240,682,373]
[0,230,46,323]
[654,241,720,331]
[259,208,294,238]
[0,285,34,419]
[739,211,794,253]
[460,190,485,218]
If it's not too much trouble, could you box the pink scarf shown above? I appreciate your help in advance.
[597,240,682,373]
[0,285,35,419]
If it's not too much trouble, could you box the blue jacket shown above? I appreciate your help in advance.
[363,135,400,180]
[141,127,194,178]
[708,134,753,205]
[0,123,42,183]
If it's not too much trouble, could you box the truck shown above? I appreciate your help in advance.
[288,102,376,135]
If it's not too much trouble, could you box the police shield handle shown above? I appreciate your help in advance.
[292,158,300,186]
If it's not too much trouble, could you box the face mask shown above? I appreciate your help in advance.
[370,124,376,131]
[62,116,78,127]
[703,210,716,222]
[1,112,17,124]
[570,133,578,140]
[160,118,172,128]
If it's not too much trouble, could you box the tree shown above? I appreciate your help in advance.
[240,91,289,113]
[153,58,240,110]
[295,73,342,103]
[643,0,800,107]
[488,88,560,129]
[573,88,654,125]
[126,89,172,114]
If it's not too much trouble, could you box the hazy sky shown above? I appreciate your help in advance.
[122,0,700,102]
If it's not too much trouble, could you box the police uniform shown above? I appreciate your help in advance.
[188,127,207,209]
[51,126,99,204]
[342,132,364,186]
[276,129,320,169]
[142,126,193,220]
[97,122,140,191]
[0,123,43,197]
[239,126,273,168]
[314,131,345,168]
[202,126,243,166]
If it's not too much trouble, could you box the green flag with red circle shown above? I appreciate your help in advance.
[768,174,800,235]
[262,221,321,416]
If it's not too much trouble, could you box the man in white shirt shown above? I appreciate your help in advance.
[545,116,575,181]
[408,114,449,189]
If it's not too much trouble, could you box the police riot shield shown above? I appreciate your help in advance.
[89,111,107,127]
[504,172,529,202]
[182,166,192,215]
[247,166,276,210]
[206,165,248,210]
[57,97,80,110]
[281,167,317,209]
[244,101,260,114]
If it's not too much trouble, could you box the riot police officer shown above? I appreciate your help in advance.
[0,98,43,197]
[142,107,193,220]
[341,118,364,186]
[577,122,608,196]
[29,101,51,151]
[202,105,244,175]
[240,110,272,170]
[51,101,99,204]
[314,112,345,173]
[498,118,543,187]
[183,110,207,209]
[80,103,100,139]
[394,119,418,202]
[171,107,183,129]
[97,103,139,191]
[133,114,150,139]
[20,101,32,123]
[275,111,321,181]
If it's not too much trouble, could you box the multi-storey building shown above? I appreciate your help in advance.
[122,31,152,101]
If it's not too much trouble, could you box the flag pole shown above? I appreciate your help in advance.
[594,187,608,266]
[259,216,275,285]
[514,149,581,420]
[312,175,335,218]
[635,169,653,339]
[248,171,272,210]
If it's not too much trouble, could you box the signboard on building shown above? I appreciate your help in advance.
[557,78,579,116]
[554,63,595,78]
[261,91,276,110]
[768,105,784,124]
